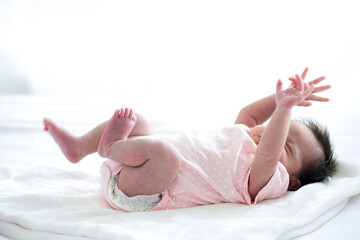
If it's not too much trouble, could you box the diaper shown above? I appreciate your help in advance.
[108,173,162,212]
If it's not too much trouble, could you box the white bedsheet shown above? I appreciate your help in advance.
[0,95,360,240]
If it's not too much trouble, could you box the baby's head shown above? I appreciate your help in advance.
[250,119,338,190]
[290,119,338,190]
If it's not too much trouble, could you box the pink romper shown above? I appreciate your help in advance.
[100,124,289,211]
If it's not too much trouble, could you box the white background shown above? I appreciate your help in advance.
[1,0,359,106]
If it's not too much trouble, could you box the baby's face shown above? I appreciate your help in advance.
[249,121,323,178]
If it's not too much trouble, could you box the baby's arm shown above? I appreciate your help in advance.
[234,94,276,127]
[235,67,330,127]
[248,75,315,200]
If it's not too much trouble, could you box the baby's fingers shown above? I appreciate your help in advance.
[295,74,304,92]
[289,67,308,83]
[299,101,312,107]
[309,76,326,85]
[304,84,316,99]
[276,79,283,93]
[307,95,330,102]
[288,76,296,86]
[312,84,331,94]
[301,67,309,80]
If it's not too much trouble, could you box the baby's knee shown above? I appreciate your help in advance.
[153,140,181,170]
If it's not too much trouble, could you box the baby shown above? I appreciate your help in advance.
[43,68,337,211]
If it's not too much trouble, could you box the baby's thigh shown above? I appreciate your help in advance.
[117,139,181,197]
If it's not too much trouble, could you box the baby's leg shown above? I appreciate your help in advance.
[43,110,152,163]
[98,109,181,196]
[117,139,181,196]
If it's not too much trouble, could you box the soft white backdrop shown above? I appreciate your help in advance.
[1,0,359,103]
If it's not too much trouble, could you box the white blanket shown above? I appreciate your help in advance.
[1,157,360,240]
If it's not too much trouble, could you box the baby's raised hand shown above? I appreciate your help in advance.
[275,75,315,109]
[288,67,331,105]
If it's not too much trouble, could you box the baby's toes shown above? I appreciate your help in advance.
[128,109,134,119]
[123,108,129,118]
[119,108,125,118]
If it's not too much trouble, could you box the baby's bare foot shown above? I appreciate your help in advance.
[98,108,137,158]
[43,118,85,163]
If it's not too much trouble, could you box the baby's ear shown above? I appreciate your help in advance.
[288,176,301,191]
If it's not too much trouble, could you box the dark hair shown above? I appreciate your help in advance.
[297,118,338,187]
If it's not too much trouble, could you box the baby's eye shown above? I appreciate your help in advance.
[286,144,293,156]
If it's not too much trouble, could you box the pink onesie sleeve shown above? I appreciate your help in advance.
[243,162,289,204]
